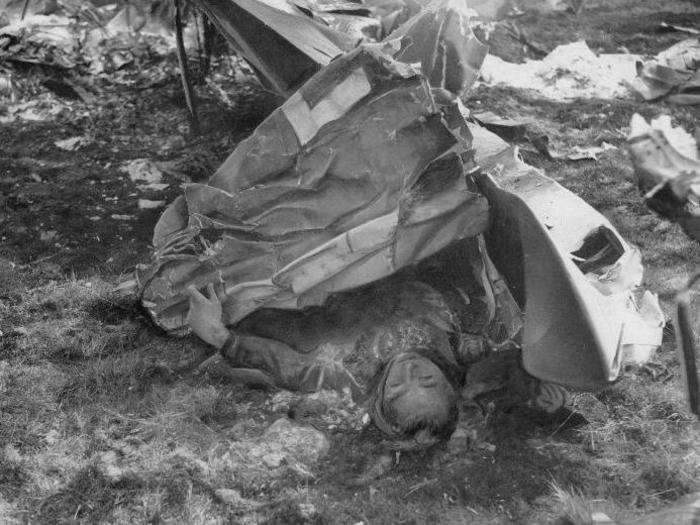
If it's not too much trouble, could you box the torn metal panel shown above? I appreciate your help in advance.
[291,0,382,42]
[627,114,700,243]
[658,22,700,36]
[193,0,488,99]
[473,125,662,390]
[625,38,700,104]
[138,47,489,334]
[363,0,423,37]
[192,0,354,96]
[387,0,489,98]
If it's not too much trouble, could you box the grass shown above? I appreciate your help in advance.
[1,0,699,522]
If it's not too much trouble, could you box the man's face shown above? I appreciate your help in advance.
[382,352,454,431]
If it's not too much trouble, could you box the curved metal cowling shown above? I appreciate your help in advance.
[471,125,663,391]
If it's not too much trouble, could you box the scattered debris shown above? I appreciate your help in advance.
[472,111,531,141]
[480,40,641,100]
[627,38,700,105]
[39,230,58,242]
[137,199,166,210]
[192,0,354,96]
[548,142,618,161]
[472,112,617,161]
[627,114,699,242]
[656,38,700,71]
[120,159,169,192]
[0,93,73,123]
[294,0,382,42]
[474,129,662,389]
[658,22,700,36]
[387,0,488,98]
[206,416,330,486]
[54,136,88,151]
[480,37,700,104]
[261,417,330,464]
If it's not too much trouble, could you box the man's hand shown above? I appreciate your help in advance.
[186,283,230,349]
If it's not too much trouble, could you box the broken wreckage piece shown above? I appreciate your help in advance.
[471,124,663,391]
[132,4,664,438]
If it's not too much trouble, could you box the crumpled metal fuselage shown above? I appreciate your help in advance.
[137,0,663,393]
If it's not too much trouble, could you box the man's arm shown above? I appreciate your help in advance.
[185,284,360,395]
[186,284,308,385]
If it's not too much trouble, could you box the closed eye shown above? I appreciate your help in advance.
[385,384,408,401]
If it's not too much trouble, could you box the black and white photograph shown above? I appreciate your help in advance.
[0,0,698,522]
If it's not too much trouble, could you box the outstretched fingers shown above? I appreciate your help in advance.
[186,284,206,303]
[187,283,225,304]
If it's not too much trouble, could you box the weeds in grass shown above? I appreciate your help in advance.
[550,481,595,525]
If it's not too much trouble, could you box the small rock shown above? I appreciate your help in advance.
[55,136,87,151]
[4,444,21,463]
[297,503,318,520]
[158,135,186,155]
[262,452,285,469]
[263,417,330,464]
[478,442,496,453]
[39,230,58,242]
[215,488,244,506]
[120,159,169,191]
[10,327,28,337]
[97,450,125,482]
[447,427,471,453]
[137,199,165,210]
[110,214,133,221]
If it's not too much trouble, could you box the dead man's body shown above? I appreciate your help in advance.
[186,240,566,441]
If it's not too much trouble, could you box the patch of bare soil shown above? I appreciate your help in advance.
[0,63,276,277]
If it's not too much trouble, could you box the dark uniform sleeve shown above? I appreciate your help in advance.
[222,333,362,398]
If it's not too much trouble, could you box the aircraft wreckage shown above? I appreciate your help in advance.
[132,0,674,441]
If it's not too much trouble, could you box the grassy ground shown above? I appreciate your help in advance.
[1,1,699,523]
